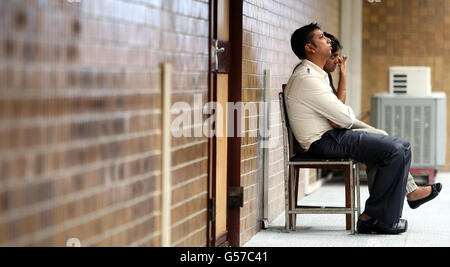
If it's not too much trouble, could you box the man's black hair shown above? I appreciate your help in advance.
[291,23,321,60]
[324,32,343,54]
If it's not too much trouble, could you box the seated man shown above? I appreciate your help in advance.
[285,23,410,234]
[322,32,442,210]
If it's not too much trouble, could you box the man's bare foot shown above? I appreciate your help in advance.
[407,186,432,201]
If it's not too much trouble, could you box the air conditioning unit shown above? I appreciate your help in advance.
[389,67,432,96]
[371,93,447,170]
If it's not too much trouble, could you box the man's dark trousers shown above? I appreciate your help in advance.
[308,129,411,225]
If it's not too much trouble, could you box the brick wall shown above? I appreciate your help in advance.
[362,0,450,171]
[0,0,209,247]
[0,0,344,247]
[240,0,341,245]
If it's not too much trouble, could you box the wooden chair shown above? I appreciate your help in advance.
[279,86,361,234]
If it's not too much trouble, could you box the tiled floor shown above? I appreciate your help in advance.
[244,172,450,247]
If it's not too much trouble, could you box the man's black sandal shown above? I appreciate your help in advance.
[357,218,408,235]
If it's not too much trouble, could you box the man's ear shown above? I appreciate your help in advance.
[305,43,315,55]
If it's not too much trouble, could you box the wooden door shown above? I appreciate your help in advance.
[208,0,243,247]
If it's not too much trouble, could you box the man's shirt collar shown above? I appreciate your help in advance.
[301,59,329,79]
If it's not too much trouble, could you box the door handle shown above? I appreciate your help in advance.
[215,40,225,71]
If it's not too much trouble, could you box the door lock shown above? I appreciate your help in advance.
[228,187,244,208]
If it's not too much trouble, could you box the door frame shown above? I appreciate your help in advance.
[227,0,243,248]
[207,0,243,247]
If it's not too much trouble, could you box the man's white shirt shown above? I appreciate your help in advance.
[285,59,371,151]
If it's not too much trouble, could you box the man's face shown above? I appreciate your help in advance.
[324,49,341,73]
[308,29,332,59]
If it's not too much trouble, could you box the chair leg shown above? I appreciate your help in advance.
[289,165,296,231]
[356,164,361,219]
[284,163,290,233]
[292,166,300,231]
[345,166,351,231]
[350,163,355,235]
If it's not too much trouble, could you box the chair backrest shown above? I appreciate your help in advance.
[280,84,307,159]
[279,91,297,161]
